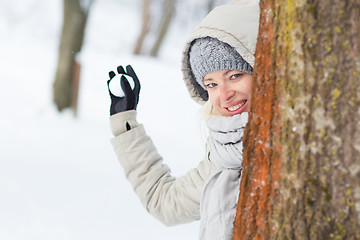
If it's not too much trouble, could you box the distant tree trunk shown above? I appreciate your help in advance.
[149,0,176,57]
[233,0,360,239]
[133,0,152,55]
[53,0,91,113]
[207,0,216,12]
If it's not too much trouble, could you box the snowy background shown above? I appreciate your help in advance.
[0,0,230,239]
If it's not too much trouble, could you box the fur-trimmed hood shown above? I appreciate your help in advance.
[181,0,260,105]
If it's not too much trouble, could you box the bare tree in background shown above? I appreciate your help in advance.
[133,0,152,55]
[149,0,176,56]
[207,0,216,12]
[133,0,231,57]
[53,0,93,115]
[133,0,176,56]
[233,0,360,239]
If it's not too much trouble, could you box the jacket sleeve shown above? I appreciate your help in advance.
[110,110,218,226]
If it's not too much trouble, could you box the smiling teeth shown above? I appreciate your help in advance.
[228,100,246,111]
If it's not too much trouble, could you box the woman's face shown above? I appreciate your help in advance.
[204,70,252,117]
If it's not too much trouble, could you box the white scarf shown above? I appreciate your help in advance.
[199,113,248,240]
[206,113,248,169]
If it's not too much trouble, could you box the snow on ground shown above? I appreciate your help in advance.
[0,0,211,239]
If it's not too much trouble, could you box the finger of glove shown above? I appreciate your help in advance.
[108,70,115,80]
[120,75,134,98]
[126,65,141,94]
[121,76,137,110]
[117,66,125,75]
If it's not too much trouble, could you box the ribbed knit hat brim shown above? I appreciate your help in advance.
[189,37,253,90]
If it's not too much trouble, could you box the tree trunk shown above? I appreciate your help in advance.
[207,0,216,12]
[53,0,90,112]
[233,0,360,239]
[149,0,176,57]
[133,0,152,55]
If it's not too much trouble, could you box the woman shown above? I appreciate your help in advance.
[107,0,259,239]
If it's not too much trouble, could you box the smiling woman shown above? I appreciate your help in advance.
[184,34,254,239]
[107,1,260,239]
[188,36,253,118]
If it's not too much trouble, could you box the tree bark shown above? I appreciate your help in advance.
[233,0,360,239]
[53,0,90,112]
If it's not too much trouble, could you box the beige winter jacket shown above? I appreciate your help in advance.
[110,111,220,226]
[110,0,259,228]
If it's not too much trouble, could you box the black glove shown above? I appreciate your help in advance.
[107,65,141,115]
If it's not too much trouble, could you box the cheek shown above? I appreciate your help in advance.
[244,86,252,96]
[208,91,220,106]
[243,78,253,95]
[235,79,252,96]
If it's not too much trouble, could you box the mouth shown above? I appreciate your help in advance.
[226,100,248,113]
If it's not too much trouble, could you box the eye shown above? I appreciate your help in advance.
[230,73,243,79]
[206,83,217,88]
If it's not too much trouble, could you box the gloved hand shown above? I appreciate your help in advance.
[107,65,141,115]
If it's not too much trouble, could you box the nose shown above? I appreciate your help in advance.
[220,83,235,102]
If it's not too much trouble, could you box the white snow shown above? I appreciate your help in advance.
[0,0,218,239]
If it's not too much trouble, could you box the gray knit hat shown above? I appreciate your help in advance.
[189,37,253,90]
